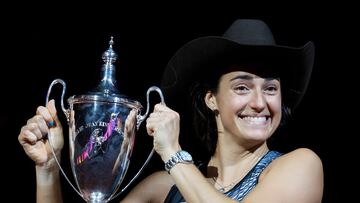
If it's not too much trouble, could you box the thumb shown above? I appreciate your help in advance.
[47,99,61,125]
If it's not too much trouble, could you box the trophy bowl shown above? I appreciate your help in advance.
[45,37,164,203]
[68,93,139,202]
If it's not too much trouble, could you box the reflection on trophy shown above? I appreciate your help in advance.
[46,37,164,203]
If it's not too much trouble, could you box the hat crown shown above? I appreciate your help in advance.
[223,19,276,46]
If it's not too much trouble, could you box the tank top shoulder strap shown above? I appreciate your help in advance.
[225,150,282,201]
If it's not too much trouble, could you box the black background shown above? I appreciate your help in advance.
[2,3,348,203]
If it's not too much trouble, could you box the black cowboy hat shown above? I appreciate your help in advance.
[161,19,315,111]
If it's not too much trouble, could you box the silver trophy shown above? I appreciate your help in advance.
[46,37,164,203]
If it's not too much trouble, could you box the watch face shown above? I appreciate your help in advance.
[179,151,192,161]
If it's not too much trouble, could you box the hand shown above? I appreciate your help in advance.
[18,99,64,169]
[146,104,181,162]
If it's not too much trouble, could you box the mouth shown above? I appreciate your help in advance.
[238,115,271,126]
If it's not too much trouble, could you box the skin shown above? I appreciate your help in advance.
[18,71,323,203]
[204,71,282,187]
[18,99,64,203]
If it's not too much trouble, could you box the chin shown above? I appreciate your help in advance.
[244,129,272,141]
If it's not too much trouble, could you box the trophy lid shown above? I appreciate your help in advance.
[69,37,142,110]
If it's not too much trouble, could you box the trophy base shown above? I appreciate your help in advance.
[88,192,107,203]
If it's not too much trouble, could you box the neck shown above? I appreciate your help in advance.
[208,142,269,186]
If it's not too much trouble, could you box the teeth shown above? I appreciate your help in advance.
[242,116,267,125]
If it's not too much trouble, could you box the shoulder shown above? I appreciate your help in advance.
[121,171,174,203]
[261,148,323,176]
[276,148,322,167]
[246,148,323,203]
[276,148,323,174]
[268,148,323,187]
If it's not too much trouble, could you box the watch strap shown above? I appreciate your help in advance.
[164,150,193,173]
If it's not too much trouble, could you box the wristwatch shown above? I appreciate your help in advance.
[165,150,193,173]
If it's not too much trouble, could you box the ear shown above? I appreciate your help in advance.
[204,91,218,111]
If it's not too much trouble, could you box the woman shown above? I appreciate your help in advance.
[18,19,323,203]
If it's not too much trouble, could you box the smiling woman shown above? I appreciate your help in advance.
[18,19,323,203]
[151,18,323,203]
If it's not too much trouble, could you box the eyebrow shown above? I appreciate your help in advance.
[230,75,279,82]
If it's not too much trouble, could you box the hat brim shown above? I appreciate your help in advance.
[161,36,315,111]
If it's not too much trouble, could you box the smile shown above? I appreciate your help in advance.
[239,116,270,126]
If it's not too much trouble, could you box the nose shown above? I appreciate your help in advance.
[249,89,266,112]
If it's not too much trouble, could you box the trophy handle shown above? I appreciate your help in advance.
[110,86,165,201]
[45,79,83,198]
[136,86,166,128]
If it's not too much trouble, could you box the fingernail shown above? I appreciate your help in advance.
[48,121,56,127]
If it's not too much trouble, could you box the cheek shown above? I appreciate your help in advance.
[266,92,281,108]
[270,99,282,113]
[267,96,282,121]
[219,95,247,114]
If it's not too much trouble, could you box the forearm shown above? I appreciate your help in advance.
[170,163,238,203]
[36,165,63,203]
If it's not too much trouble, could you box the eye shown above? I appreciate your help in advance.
[263,85,278,95]
[234,85,250,94]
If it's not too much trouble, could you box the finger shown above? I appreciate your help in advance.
[146,119,156,136]
[148,112,158,119]
[29,115,49,137]
[18,126,39,145]
[47,99,60,125]
[36,105,55,128]
[148,112,163,122]
[27,122,46,140]
[154,103,169,112]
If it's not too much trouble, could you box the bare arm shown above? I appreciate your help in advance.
[18,100,64,203]
[36,164,63,203]
[169,163,239,203]
[121,171,174,203]
[242,148,324,203]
